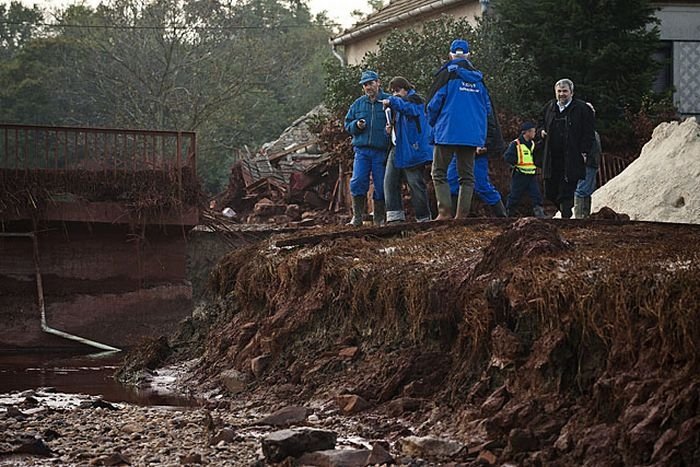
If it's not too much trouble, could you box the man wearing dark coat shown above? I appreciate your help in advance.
[538,78,596,218]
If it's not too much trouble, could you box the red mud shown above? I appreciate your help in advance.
[125,219,700,465]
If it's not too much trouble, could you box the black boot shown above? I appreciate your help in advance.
[560,198,574,219]
[347,196,366,227]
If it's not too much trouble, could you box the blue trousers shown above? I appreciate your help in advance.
[447,155,501,205]
[384,147,431,222]
[350,147,387,200]
[506,171,543,211]
[575,166,598,198]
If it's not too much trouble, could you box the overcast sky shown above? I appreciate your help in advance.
[19,0,372,29]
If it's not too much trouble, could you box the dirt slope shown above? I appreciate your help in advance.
[127,218,700,466]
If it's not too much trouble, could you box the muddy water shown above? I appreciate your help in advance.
[0,351,196,407]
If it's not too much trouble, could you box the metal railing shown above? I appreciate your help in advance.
[598,152,629,187]
[0,124,196,174]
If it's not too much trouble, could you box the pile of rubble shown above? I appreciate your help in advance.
[212,105,352,226]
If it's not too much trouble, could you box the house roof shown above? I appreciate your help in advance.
[331,0,472,46]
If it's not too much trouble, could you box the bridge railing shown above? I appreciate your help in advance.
[0,124,196,174]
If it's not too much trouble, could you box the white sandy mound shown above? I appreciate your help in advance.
[592,117,700,224]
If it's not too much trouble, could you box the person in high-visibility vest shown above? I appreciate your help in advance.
[503,122,546,218]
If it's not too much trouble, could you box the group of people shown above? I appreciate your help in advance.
[344,38,600,225]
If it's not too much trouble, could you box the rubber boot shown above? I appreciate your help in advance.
[582,196,592,218]
[347,196,366,227]
[574,196,585,219]
[560,198,574,219]
[373,200,386,226]
[490,200,507,217]
[434,182,453,221]
[533,205,546,218]
[455,187,473,219]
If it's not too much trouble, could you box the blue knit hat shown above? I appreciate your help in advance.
[450,39,469,55]
[359,70,379,84]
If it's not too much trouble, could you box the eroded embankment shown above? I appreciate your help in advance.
[124,219,700,466]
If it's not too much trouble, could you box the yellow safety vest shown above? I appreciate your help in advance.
[515,139,536,175]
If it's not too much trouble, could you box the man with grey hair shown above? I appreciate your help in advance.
[538,78,596,218]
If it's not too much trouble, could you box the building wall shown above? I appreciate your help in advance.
[343,3,482,66]
[653,3,700,114]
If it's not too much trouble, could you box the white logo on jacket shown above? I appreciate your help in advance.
[459,81,480,93]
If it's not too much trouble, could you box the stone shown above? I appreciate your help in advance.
[298,448,372,466]
[335,394,371,414]
[94,452,131,466]
[261,428,337,463]
[399,436,465,460]
[285,204,302,221]
[209,428,236,446]
[366,443,394,465]
[477,449,497,465]
[386,397,422,417]
[480,386,508,416]
[179,452,203,464]
[338,346,359,359]
[251,355,272,378]
[120,423,142,434]
[219,369,248,395]
[12,437,52,456]
[254,406,311,427]
[508,428,539,453]
[91,399,118,411]
[6,407,26,420]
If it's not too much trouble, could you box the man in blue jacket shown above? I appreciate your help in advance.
[344,70,391,227]
[426,39,493,220]
[380,76,433,223]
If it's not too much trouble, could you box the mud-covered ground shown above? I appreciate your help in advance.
[3,217,700,466]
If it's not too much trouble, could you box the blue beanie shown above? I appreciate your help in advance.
[450,39,469,54]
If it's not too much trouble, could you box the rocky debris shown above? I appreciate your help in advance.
[10,436,52,456]
[253,405,311,427]
[213,105,349,227]
[208,427,236,446]
[90,451,131,465]
[335,394,371,414]
[219,368,248,394]
[261,428,337,463]
[298,444,394,467]
[399,435,465,461]
[592,117,700,223]
[250,354,272,378]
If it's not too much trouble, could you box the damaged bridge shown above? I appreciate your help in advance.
[0,124,200,351]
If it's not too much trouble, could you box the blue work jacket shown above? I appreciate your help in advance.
[344,91,391,151]
[426,58,492,147]
[386,90,433,169]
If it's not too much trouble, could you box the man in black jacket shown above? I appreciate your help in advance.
[538,78,596,218]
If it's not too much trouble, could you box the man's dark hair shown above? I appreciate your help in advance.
[389,76,414,92]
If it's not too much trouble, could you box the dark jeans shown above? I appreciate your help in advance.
[384,147,431,222]
[507,171,543,211]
